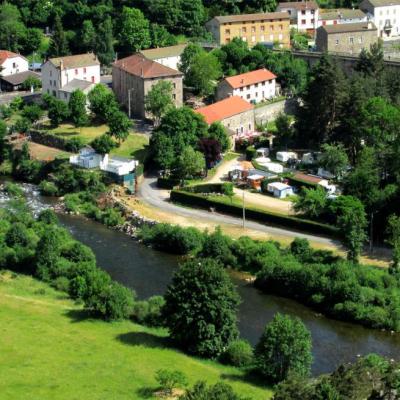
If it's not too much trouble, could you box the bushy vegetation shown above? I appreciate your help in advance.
[222,339,254,368]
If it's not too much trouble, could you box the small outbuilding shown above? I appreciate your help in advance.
[264,162,284,174]
[247,174,265,191]
[267,182,294,198]
[276,151,297,163]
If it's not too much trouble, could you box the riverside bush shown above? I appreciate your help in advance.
[221,339,254,367]
[132,295,165,327]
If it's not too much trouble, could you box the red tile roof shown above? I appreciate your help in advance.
[196,96,254,124]
[0,50,25,66]
[225,69,276,89]
[113,53,183,78]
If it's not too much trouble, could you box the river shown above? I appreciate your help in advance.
[2,181,400,375]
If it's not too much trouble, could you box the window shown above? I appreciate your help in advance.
[279,24,283,30]
[246,94,251,99]
[335,39,339,45]
[225,29,230,34]
[349,37,354,43]
[246,85,250,90]
[64,92,67,99]
[173,83,176,89]
[226,38,231,43]
[311,9,315,14]
[240,87,243,92]
[255,92,258,97]
[50,70,52,77]
[301,10,306,15]
[311,19,315,24]
[52,90,56,96]
[83,67,87,73]
[255,83,259,88]
[242,27,247,33]
[261,25,265,31]
[47,89,50,94]
[91,76,95,83]
[248,123,251,130]
[12,62,16,68]
[251,26,256,33]
[288,10,291,15]
[270,25,274,30]
[301,19,306,24]
[173,94,176,100]
[75,69,78,75]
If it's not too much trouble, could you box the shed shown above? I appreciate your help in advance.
[256,147,270,158]
[267,182,294,198]
[247,174,265,190]
[276,151,297,162]
[255,156,271,165]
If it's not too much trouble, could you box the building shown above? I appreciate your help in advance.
[277,1,319,33]
[41,53,100,101]
[139,44,187,72]
[267,182,294,198]
[217,69,277,104]
[360,0,400,38]
[0,50,29,76]
[318,8,368,27]
[112,53,183,119]
[205,12,291,48]
[315,21,378,54]
[196,96,255,142]
[0,70,40,91]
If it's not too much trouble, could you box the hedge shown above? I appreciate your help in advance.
[184,183,230,194]
[170,189,338,237]
[157,177,182,189]
[29,129,85,152]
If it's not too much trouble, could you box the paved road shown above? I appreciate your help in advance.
[138,175,340,246]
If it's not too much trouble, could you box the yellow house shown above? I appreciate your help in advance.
[205,12,291,48]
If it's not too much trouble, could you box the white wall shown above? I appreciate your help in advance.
[371,5,400,38]
[1,56,29,76]
[278,6,318,31]
[317,15,368,27]
[232,79,276,104]
[154,55,181,72]
[60,64,100,87]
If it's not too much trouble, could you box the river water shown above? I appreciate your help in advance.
[2,181,400,375]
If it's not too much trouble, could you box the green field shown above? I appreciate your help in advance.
[0,271,272,400]
[43,123,149,163]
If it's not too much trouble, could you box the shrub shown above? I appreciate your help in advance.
[4,182,24,198]
[39,180,58,196]
[37,209,58,225]
[65,137,85,152]
[99,207,124,227]
[246,145,256,161]
[155,369,187,396]
[222,339,254,367]
[132,295,165,326]
[53,276,70,292]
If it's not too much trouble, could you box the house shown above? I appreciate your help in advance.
[276,151,297,162]
[318,9,368,27]
[139,44,187,72]
[277,1,319,33]
[217,69,277,104]
[205,12,291,48]
[360,0,400,38]
[0,70,40,92]
[315,21,378,54]
[267,182,294,198]
[195,96,255,144]
[41,53,100,101]
[0,50,29,76]
[112,53,183,119]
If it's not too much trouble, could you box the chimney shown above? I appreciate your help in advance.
[241,79,244,84]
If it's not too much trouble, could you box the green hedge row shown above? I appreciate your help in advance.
[170,189,338,237]
[184,183,229,194]
[157,177,182,189]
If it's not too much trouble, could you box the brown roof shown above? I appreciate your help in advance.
[319,8,366,20]
[278,1,319,10]
[0,50,26,66]
[48,53,100,69]
[113,53,183,78]
[293,172,324,183]
[0,71,40,86]
[319,21,377,33]
[210,12,290,24]
[196,96,254,124]
[225,69,276,89]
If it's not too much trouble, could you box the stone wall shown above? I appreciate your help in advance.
[254,98,297,125]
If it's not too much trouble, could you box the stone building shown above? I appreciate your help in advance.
[205,12,291,48]
[277,1,319,33]
[112,53,183,119]
[139,44,187,72]
[196,96,255,145]
[315,21,378,54]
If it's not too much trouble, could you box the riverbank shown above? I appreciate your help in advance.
[0,271,271,399]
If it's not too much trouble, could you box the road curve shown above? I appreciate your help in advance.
[137,176,340,247]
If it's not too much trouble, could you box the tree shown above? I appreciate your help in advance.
[275,113,294,148]
[21,104,43,123]
[179,43,203,75]
[255,313,312,383]
[207,122,230,152]
[177,0,206,36]
[68,90,88,127]
[386,215,400,273]
[0,3,26,52]
[21,27,42,55]
[95,16,115,66]
[356,42,384,78]
[107,110,131,143]
[81,20,96,53]
[250,0,277,12]
[150,24,178,48]
[48,98,69,127]
[117,7,151,53]
[180,381,248,400]
[176,146,205,178]
[91,134,116,154]
[329,195,367,263]
[144,80,174,126]
[21,76,41,91]
[293,186,327,219]
[48,13,68,57]
[319,143,349,178]
[198,138,221,169]
[88,84,118,121]
[155,369,187,396]
[163,258,240,357]
[0,120,8,163]
[152,134,175,170]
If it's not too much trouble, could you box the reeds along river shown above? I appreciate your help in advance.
[2,181,400,376]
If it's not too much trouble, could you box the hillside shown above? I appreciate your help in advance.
[0,271,272,400]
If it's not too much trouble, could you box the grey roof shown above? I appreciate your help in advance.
[319,21,377,33]
[59,79,94,93]
[209,12,290,24]
[362,0,400,6]
[0,70,40,86]
[319,8,366,20]
[277,1,319,10]
[140,44,187,60]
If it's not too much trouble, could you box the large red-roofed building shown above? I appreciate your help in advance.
[217,69,277,104]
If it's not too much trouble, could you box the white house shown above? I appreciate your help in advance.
[318,8,368,27]
[0,50,29,76]
[277,1,319,33]
[216,69,277,104]
[360,0,400,38]
[41,53,100,101]
[69,146,103,169]
[139,44,187,72]
[267,182,294,198]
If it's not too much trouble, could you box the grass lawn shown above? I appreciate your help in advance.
[43,123,150,163]
[0,271,272,400]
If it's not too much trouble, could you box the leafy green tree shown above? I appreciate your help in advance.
[0,3,26,51]
[90,134,116,154]
[21,76,41,91]
[145,80,174,126]
[155,369,187,396]
[222,339,253,367]
[255,313,312,383]
[179,43,203,75]
[386,215,400,273]
[48,98,69,127]
[21,104,43,123]
[150,24,178,48]
[163,258,240,357]
[48,13,69,57]
[198,138,221,169]
[293,186,327,219]
[21,27,42,54]
[107,109,131,143]
[356,42,384,78]
[177,0,206,36]
[319,143,349,178]
[152,134,175,170]
[117,7,151,53]
[250,0,277,11]
[207,122,230,152]
[13,117,31,134]
[275,113,294,148]
[95,16,115,66]
[176,146,205,178]
[88,84,118,121]
[68,90,88,127]
[81,20,96,53]
[0,120,8,163]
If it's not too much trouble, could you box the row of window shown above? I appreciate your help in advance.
[299,19,315,25]
[379,8,398,16]
[236,81,274,92]
[241,91,272,100]
[222,19,285,25]
[229,33,284,43]
[50,67,90,78]
[334,36,363,45]
[226,24,285,34]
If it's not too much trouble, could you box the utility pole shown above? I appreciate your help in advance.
[128,88,132,119]
[242,189,245,229]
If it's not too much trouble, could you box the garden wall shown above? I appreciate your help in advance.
[254,98,297,125]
